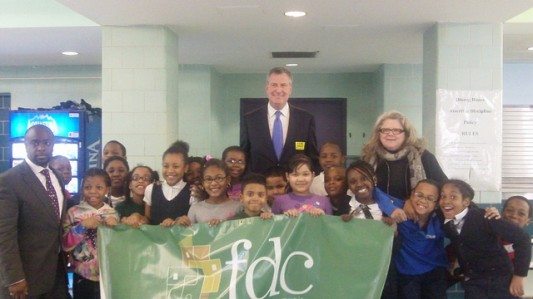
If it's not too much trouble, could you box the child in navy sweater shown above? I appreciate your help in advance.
[440,179,531,298]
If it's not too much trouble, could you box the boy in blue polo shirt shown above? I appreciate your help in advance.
[394,179,447,299]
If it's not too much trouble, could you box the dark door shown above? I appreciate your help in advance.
[240,98,347,155]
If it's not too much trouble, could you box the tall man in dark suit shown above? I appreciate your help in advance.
[241,67,319,174]
[0,125,68,299]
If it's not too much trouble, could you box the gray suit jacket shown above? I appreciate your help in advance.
[0,161,66,295]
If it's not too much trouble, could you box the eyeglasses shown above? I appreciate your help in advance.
[378,128,405,135]
[225,159,246,166]
[132,175,152,182]
[414,191,438,203]
[203,176,227,184]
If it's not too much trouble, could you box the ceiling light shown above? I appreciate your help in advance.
[284,11,306,18]
[62,51,79,56]
[286,63,298,67]
[528,46,533,51]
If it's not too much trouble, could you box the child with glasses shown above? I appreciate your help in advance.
[394,179,448,299]
[222,146,247,201]
[115,166,155,227]
[177,159,242,226]
[143,140,192,226]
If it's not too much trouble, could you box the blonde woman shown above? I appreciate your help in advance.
[362,111,447,201]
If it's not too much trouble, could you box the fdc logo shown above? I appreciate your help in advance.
[166,236,315,299]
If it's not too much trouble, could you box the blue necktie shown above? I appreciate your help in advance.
[272,110,283,160]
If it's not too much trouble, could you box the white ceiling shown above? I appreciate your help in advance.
[1,0,532,73]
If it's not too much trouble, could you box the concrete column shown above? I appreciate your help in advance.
[377,64,423,132]
[423,23,503,203]
[101,26,179,169]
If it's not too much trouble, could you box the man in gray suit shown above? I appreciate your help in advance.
[0,125,68,299]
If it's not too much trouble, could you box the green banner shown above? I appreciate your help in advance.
[98,214,393,299]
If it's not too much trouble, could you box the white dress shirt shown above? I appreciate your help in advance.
[348,197,383,221]
[268,103,290,145]
[143,180,188,206]
[444,207,469,234]
[25,157,65,216]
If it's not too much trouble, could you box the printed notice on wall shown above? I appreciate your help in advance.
[435,89,502,191]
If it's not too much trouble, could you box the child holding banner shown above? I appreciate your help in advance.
[177,159,242,226]
[340,160,405,298]
[144,140,192,226]
[440,179,531,298]
[264,166,288,209]
[323,166,351,216]
[271,154,332,216]
[232,173,273,219]
[62,168,118,299]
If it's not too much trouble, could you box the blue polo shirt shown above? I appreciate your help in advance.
[394,201,448,275]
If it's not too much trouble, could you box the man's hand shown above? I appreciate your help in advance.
[8,279,28,299]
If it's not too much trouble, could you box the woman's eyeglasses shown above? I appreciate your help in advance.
[378,128,405,135]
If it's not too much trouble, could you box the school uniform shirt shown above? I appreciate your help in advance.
[347,187,399,220]
[442,206,531,278]
[396,213,448,275]
[143,180,189,205]
[114,199,144,218]
[108,195,125,208]
[444,207,468,234]
[310,172,327,196]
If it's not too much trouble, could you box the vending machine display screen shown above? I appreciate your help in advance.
[10,111,80,139]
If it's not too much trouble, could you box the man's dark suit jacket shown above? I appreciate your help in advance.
[241,104,319,174]
[0,161,67,296]
[443,207,531,278]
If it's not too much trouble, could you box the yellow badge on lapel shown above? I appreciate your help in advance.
[295,141,306,151]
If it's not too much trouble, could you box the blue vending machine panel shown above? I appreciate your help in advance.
[10,111,80,139]
[10,110,86,194]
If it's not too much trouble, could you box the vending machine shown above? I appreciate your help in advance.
[10,109,102,195]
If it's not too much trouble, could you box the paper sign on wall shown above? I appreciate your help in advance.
[435,89,502,191]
